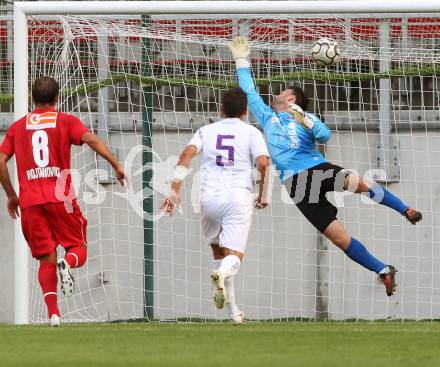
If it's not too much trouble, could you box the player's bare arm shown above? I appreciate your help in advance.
[160,144,197,216]
[0,151,19,219]
[255,155,269,209]
[80,131,128,186]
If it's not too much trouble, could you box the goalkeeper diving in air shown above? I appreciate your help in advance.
[228,36,422,296]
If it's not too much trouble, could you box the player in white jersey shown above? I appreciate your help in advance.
[161,88,270,324]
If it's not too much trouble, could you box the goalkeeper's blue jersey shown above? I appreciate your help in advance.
[237,67,331,181]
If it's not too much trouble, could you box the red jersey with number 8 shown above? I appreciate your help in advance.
[0,108,89,209]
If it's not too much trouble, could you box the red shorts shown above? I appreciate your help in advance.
[21,201,88,259]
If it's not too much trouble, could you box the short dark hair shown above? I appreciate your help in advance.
[287,85,309,111]
[222,87,247,118]
[32,76,59,105]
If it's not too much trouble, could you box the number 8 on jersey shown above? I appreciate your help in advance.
[32,130,49,168]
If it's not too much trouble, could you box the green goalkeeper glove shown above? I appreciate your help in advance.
[288,103,314,130]
[228,36,251,68]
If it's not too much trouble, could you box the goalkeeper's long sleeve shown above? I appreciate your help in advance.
[236,67,276,130]
[307,113,331,144]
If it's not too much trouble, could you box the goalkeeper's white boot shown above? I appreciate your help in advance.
[211,270,226,309]
[57,259,74,297]
[230,311,245,325]
[49,314,61,328]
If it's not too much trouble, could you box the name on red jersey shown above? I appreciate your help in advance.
[26,166,61,181]
[26,112,58,130]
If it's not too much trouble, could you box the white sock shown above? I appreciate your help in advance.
[218,255,241,279]
[225,276,240,316]
[212,259,222,271]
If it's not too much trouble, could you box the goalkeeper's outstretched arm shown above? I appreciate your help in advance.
[228,37,275,130]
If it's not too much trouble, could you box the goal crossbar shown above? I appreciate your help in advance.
[14,1,440,15]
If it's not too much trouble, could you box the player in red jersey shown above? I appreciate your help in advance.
[0,76,127,326]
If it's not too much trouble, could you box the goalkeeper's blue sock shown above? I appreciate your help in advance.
[368,184,409,215]
[345,237,386,274]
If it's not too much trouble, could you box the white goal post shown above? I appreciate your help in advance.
[13,0,440,324]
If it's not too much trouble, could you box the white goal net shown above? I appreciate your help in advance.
[23,13,440,322]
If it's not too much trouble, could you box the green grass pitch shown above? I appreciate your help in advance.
[1,322,440,367]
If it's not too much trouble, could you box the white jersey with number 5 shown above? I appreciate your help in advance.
[188,117,269,197]
[188,118,269,252]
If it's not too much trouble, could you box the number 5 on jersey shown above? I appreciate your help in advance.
[32,130,49,168]
[216,135,235,166]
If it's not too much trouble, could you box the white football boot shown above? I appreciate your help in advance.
[230,311,245,325]
[49,314,61,327]
[57,259,74,297]
[211,270,227,309]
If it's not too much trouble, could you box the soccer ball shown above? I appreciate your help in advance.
[311,38,340,67]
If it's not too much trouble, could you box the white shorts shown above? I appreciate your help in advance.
[201,188,253,253]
